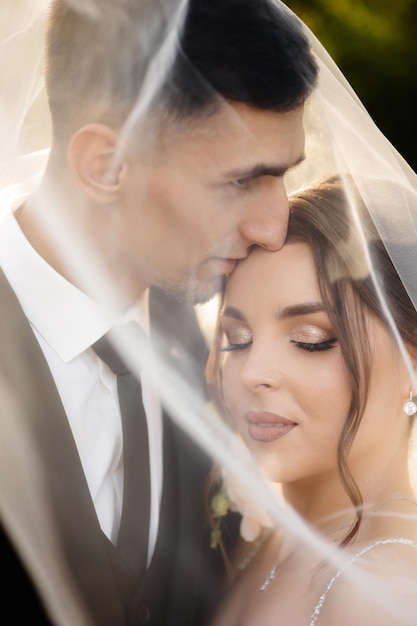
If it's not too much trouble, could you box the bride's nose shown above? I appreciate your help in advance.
[241,343,283,392]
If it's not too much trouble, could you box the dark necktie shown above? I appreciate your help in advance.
[92,328,150,577]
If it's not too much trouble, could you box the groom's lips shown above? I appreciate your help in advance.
[210,257,240,276]
[245,410,297,442]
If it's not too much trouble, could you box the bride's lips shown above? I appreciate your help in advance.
[245,410,297,442]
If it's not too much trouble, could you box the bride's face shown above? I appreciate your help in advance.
[220,242,408,486]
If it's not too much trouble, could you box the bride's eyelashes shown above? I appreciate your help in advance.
[221,340,252,352]
[290,338,337,352]
[220,322,338,353]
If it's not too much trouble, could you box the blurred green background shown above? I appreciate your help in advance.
[286,0,417,170]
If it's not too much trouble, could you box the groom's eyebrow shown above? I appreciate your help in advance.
[225,154,305,180]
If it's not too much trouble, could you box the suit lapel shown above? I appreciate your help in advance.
[147,288,225,624]
[141,409,223,626]
[0,271,129,625]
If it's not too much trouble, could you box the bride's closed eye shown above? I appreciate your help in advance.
[219,319,337,353]
[291,338,337,352]
[290,324,337,352]
[220,326,252,352]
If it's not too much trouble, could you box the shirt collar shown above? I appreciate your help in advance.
[0,210,148,363]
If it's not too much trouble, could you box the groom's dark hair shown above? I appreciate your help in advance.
[45,0,318,141]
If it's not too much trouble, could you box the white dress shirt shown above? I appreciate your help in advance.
[0,209,163,565]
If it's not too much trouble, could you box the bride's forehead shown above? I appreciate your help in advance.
[237,242,313,272]
[225,243,317,302]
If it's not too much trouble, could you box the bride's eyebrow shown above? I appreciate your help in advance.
[221,302,326,322]
[220,306,247,322]
[275,303,326,320]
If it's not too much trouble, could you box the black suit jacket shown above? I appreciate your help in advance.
[0,274,225,625]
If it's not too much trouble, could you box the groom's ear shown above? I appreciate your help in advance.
[67,123,127,204]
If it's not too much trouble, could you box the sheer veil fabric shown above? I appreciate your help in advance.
[1,1,417,624]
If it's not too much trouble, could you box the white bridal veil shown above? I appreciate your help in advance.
[1,0,417,624]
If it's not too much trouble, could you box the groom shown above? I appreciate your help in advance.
[0,0,318,624]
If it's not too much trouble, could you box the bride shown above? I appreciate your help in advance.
[207,175,417,625]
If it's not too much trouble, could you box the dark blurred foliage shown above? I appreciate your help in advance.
[286,0,417,170]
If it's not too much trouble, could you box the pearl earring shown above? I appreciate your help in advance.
[403,390,417,416]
